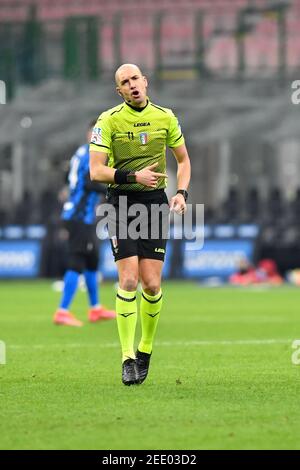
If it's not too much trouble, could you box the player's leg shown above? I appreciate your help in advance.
[107,191,140,384]
[116,256,139,360]
[138,258,163,352]
[136,258,164,383]
[135,190,168,382]
[53,252,84,327]
[116,256,140,385]
[85,238,116,322]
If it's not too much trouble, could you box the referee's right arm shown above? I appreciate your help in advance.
[90,150,116,183]
[90,151,167,188]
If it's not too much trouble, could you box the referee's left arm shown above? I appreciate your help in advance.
[171,143,191,191]
[169,143,191,214]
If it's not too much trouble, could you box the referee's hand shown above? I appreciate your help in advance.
[170,193,187,215]
[135,162,168,188]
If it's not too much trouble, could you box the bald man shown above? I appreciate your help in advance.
[90,64,191,386]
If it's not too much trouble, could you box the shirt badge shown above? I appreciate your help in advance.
[139,132,148,145]
[91,127,102,144]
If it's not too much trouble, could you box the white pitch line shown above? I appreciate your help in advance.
[7,339,293,350]
[158,339,293,346]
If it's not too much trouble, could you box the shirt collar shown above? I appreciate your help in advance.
[125,99,149,113]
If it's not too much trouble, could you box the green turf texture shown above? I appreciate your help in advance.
[1,281,300,450]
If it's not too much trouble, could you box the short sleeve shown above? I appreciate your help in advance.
[89,113,112,153]
[167,112,185,148]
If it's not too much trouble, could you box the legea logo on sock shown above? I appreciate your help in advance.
[0,340,6,365]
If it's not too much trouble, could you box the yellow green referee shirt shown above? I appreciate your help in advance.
[89,99,185,191]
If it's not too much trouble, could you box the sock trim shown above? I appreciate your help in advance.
[117,293,136,302]
[142,293,162,304]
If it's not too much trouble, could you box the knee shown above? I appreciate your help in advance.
[142,280,161,296]
[119,276,139,292]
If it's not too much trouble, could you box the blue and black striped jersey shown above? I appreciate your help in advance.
[61,144,106,224]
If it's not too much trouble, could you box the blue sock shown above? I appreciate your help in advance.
[59,270,79,310]
[84,270,99,307]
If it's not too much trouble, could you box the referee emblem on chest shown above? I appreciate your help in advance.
[139,132,148,145]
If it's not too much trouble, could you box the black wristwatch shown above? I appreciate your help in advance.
[126,172,137,183]
[177,189,188,202]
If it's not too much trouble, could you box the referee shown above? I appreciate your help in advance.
[90,64,191,385]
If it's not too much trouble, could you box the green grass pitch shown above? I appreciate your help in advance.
[1,280,300,450]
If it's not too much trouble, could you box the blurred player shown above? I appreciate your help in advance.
[90,64,191,384]
[53,119,116,326]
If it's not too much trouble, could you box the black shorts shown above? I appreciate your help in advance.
[106,188,170,262]
[63,220,99,272]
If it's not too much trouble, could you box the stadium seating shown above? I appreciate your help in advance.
[1,0,300,277]
[1,0,300,73]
